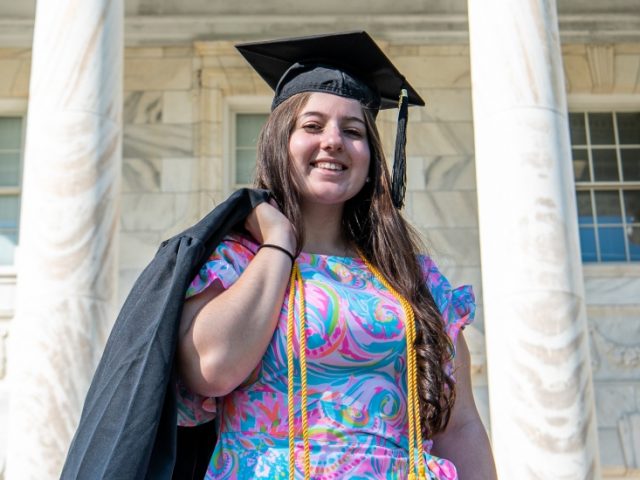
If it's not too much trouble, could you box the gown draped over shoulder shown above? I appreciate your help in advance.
[177,234,475,480]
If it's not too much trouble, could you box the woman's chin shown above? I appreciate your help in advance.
[300,183,365,207]
[302,191,351,208]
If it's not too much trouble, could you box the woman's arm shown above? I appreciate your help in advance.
[177,201,296,398]
[430,332,498,480]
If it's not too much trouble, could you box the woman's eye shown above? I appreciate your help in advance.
[345,128,364,138]
[303,123,321,132]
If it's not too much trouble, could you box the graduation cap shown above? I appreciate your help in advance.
[236,31,425,209]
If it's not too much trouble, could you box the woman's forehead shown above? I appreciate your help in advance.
[297,92,365,119]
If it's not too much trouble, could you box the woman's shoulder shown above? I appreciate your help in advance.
[185,232,258,298]
[218,232,259,255]
[416,254,476,341]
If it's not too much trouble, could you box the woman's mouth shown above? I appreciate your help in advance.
[312,161,345,171]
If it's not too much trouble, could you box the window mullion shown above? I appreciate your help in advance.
[585,112,594,183]
[590,189,601,262]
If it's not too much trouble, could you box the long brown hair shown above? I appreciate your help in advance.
[254,92,456,437]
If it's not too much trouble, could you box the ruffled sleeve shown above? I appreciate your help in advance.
[419,255,475,354]
[177,234,257,427]
[185,234,257,299]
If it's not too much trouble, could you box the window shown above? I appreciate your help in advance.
[0,117,23,266]
[570,111,640,262]
[233,113,268,188]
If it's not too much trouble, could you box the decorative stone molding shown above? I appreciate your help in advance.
[586,44,615,92]
[592,326,640,371]
[618,413,640,470]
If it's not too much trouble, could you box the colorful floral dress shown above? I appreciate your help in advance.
[177,234,475,479]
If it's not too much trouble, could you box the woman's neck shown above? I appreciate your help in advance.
[300,202,353,256]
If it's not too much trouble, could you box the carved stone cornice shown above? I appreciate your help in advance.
[586,44,615,93]
[1,14,640,47]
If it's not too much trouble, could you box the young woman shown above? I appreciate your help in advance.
[176,32,497,480]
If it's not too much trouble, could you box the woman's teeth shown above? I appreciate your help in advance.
[314,162,344,171]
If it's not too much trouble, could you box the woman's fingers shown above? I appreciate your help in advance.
[244,201,296,251]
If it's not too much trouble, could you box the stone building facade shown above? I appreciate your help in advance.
[0,0,639,478]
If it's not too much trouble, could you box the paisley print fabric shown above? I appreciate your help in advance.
[178,234,475,479]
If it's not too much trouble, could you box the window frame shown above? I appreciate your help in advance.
[223,96,271,197]
[568,94,640,266]
[0,99,27,275]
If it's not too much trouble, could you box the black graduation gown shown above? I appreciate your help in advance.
[61,188,270,480]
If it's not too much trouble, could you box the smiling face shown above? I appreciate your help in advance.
[288,92,371,210]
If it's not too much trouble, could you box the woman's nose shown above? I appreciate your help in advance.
[321,124,343,151]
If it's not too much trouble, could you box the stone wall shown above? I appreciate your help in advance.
[119,46,201,304]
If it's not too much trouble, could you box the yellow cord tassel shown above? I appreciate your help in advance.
[287,258,425,480]
[362,258,427,480]
[287,263,311,480]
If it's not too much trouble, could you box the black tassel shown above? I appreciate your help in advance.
[391,88,409,209]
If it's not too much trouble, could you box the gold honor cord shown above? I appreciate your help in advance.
[287,263,311,480]
[286,258,426,480]
[361,258,426,480]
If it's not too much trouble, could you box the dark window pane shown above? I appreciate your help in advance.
[624,190,640,223]
[236,114,266,147]
[569,112,587,145]
[579,227,597,262]
[592,149,619,181]
[589,113,615,145]
[629,225,640,261]
[576,191,593,224]
[594,190,622,223]
[0,117,22,150]
[572,148,590,181]
[621,148,640,181]
[235,114,267,185]
[599,226,627,261]
[235,149,256,185]
[617,112,640,145]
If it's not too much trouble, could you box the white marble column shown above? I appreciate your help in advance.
[467,1,601,478]
[5,1,123,478]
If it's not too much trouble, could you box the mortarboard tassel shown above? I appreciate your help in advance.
[391,88,409,209]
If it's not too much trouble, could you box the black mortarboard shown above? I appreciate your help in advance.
[235,31,425,209]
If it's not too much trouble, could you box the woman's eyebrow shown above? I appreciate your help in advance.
[299,111,366,125]
[343,116,366,126]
